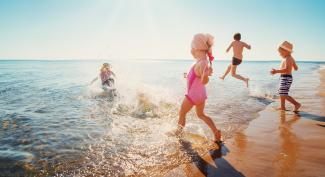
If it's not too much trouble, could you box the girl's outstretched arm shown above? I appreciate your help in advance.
[111,71,116,77]
[91,77,98,84]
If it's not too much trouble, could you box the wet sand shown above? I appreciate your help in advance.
[165,70,325,177]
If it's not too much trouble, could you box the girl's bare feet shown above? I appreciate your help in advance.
[294,103,301,112]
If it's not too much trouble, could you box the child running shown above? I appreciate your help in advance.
[219,33,251,87]
[91,63,116,88]
[270,41,301,112]
[177,33,221,143]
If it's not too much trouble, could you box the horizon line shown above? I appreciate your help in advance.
[0,58,325,62]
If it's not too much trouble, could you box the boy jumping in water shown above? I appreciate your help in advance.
[270,41,301,112]
[219,33,251,87]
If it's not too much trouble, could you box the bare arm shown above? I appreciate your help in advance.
[243,42,251,50]
[91,77,98,84]
[271,59,291,74]
[111,71,116,77]
[226,42,233,53]
[201,67,209,85]
[292,60,298,71]
[197,61,211,85]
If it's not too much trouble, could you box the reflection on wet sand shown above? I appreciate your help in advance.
[233,132,247,158]
[216,107,325,177]
[275,111,300,177]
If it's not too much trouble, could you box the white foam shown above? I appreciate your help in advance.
[319,64,325,70]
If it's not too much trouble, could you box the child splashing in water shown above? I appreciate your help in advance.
[91,63,116,89]
[219,33,251,87]
[177,33,221,143]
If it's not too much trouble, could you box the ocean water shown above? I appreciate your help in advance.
[0,60,323,176]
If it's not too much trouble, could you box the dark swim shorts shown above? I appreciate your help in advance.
[232,57,242,65]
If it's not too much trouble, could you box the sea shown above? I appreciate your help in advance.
[0,59,324,176]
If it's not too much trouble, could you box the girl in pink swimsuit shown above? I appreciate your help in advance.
[185,64,207,105]
[91,63,116,87]
[177,33,221,143]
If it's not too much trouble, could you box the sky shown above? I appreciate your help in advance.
[0,0,325,61]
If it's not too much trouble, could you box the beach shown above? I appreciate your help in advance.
[0,60,324,176]
[165,67,325,177]
[1,0,325,176]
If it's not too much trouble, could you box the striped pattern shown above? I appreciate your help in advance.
[278,75,293,96]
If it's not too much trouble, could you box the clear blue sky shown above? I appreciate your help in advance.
[0,0,324,60]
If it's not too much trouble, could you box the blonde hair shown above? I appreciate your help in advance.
[100,63,110,72]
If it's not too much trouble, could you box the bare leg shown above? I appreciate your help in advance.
[195,102,221,141]
[285,96,301,111]
[219,65,231,80]
[278,96,286,110]
[178,97,193,129]
[231,65,249,87]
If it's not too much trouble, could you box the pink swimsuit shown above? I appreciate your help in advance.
[185,64,207,105]
[100,70,112,84]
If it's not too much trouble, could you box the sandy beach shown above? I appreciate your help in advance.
[1,1,325,176]
[165,70,325,177]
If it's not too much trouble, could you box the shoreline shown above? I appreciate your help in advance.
[165,68,325,177]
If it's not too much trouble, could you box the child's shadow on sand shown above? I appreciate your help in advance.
[179,139,245,177]
[316,124,325,128]
[296,111,325,123]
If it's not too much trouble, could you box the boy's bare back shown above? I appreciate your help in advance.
[230,41,251,60]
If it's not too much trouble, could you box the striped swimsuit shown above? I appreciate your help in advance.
[278,74,293,96]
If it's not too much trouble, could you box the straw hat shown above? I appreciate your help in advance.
[279,41,293,53]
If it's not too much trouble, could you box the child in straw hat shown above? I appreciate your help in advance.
[270,41,301,112]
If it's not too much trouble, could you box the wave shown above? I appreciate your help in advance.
[111,92,177,119]
[83,81,179,120]
[248,81,278,101]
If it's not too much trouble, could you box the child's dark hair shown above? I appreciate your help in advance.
[234,33,241,41]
